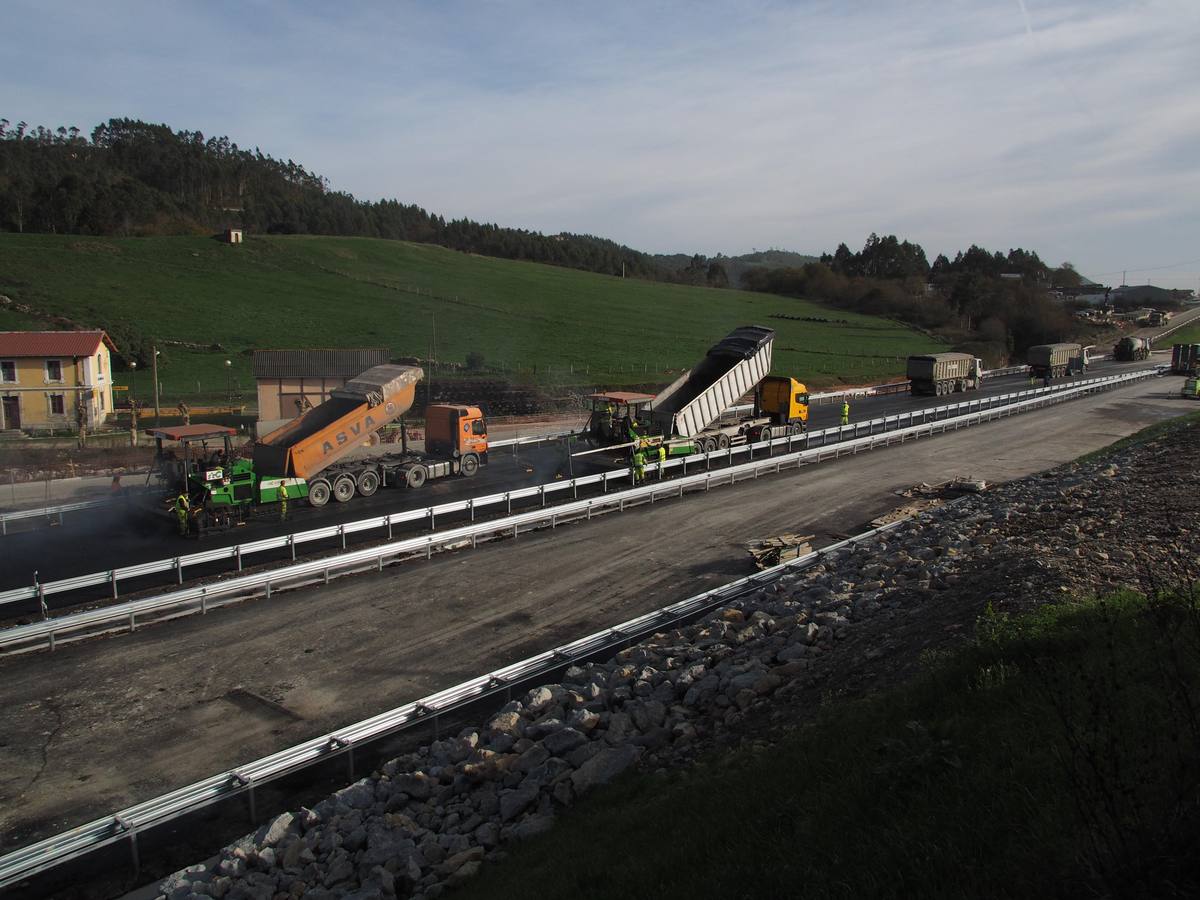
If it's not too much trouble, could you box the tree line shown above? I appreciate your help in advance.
[743,234,1087,364]
[0,118,666,280]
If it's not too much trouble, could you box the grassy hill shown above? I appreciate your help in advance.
[0,234,943,406]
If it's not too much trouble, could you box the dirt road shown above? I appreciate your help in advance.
[0,376,1192,847]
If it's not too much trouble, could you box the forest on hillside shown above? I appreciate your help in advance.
[0,118,666,280]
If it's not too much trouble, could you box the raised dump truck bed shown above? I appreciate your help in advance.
[254,365,422,480]
[1113,337,1151,361]
[651,326,774,438]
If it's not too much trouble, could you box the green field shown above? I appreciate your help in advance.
[1165,323,1200,346]
[0,234,944,405]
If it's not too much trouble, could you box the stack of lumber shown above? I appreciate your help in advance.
[747,533,814,569]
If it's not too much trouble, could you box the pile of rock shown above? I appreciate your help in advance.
[160,421,1200,900]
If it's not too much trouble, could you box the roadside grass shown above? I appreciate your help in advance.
[1163,323,1200,346]
[0,234,944,405]
[1074,410,1200,465]
[454,589,1200,900]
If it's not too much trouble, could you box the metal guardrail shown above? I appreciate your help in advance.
[0,367,1161,654]
[0,372,1121,614]
[0,498,112,534]
[0,514,915,891]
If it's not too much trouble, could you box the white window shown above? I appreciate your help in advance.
[0,361,14,383]
[49,393,65,415]
[45,359,63,382]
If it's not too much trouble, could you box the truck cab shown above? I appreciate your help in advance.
[425,404,489,460]
[758,376,809,429]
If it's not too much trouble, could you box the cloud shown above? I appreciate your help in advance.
[1,0,1198,287]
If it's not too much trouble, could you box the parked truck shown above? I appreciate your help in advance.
[1112,336,1152,361]
[585,326,809,455]
[1027,343,1087,378]
[1171,344,1200,375]
[906,353,984,396]
[158,364,490,534]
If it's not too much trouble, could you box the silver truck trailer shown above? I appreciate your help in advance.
[906,353,983,396]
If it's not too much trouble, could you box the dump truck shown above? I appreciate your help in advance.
[1027,343,1087,378]
[584,326,809,455]
[1113,336,1152,361]
[159,365,490,534]
[906,353,984,396]
[1171,344,1200,375]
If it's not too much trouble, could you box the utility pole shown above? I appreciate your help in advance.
[152,343,161,427]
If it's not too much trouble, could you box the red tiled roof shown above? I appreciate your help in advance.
[0,331,115,358]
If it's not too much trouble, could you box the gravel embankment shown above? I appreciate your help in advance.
[160,420,1200,900]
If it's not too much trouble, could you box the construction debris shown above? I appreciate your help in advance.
[871,477,990,528]
[748,533,814,569]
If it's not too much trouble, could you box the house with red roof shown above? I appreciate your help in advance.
[0,331,118,433]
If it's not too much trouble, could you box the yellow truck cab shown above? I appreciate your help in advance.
[758,376,809,428]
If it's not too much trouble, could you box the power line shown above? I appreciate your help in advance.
[1093,257,1200,278]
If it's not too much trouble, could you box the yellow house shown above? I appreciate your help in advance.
[0,331,118,433]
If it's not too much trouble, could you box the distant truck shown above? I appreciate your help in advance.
[1171,344,1200,375]
[585,326,809,455]
[156,365,490,534]
[906,353,984,396]
[1027,343,1088,379]
[1112,336,1152,361]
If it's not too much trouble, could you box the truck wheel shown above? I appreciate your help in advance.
[460,453,479,477]
[716,433,730,450]
[308,479,331,507]
[406,465,428,489]
[702,436,717,454]
[332,473,357,502]
[356,469,380,497]
[758,426,773,443]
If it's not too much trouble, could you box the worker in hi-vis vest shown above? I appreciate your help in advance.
[840,400,850,426]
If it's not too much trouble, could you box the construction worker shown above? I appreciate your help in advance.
[178,402,190,426]
[278,481,289,522]
[599,402,615,439]
[631,449,646,485]
[840,399,850,426]
[175,491,190,536]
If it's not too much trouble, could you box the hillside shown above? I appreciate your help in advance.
[0,233,944,405]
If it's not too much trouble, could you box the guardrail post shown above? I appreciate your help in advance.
[468,499,475,522]
[386,514,393,540]
[129,610,136,633]
[113,815,139,877]
[539,485,546,507]
[235,546,242,572]
[339,525,346,550]
[201,587,207,614]
[426,538,433,559]
[506,492,512,513]
[110,570,119,600]
[174,558,183,584]
[289,534,296,561]
[37,578,48,621]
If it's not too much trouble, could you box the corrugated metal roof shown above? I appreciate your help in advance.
[252,348,391,378]
[0,331,113,357]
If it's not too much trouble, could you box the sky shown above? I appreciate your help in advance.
[4,0,1199,289]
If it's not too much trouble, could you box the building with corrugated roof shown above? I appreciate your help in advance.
[0,331,117,432]
[252,348,390,433]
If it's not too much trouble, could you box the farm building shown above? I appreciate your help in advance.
[253,347,390,434]
[0,330,117,433]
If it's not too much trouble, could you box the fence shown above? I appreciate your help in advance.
[0,367,1162,654]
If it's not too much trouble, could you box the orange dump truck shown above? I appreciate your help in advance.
[253,364,490,507]
[176,365,490,532]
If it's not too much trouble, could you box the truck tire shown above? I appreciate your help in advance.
[758,426,773,443]
[332,473,357,502]
[308,479,331,507]
[716,433,730,450]
[460,453,479,477]
[702,436,717,454]
[356,469,380,497]
[406,465,427,489]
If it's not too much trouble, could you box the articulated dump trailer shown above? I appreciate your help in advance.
[1027,343,1088,378]
[585,326,809,456]
[167,364,490,535]
[1113,336,1152,361]
[906,352,983,396]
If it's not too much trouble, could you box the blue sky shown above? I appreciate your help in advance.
[4,0,1198,289]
